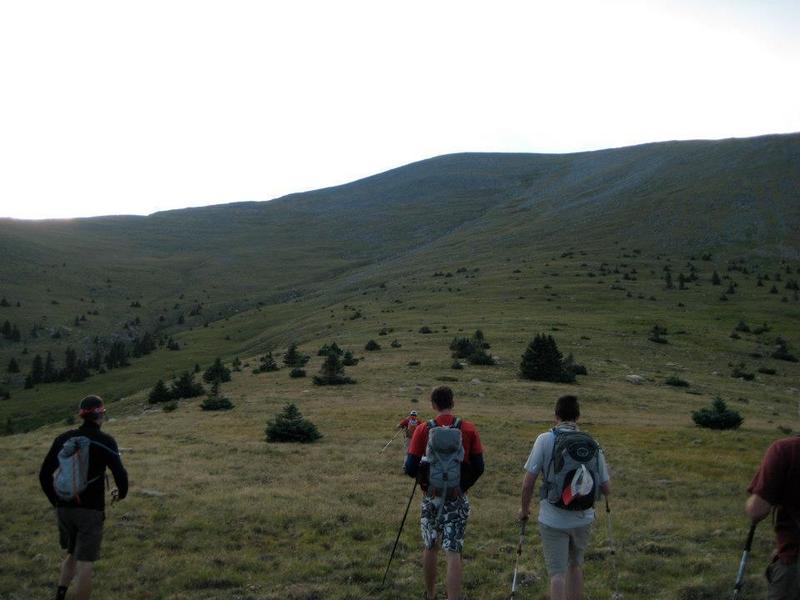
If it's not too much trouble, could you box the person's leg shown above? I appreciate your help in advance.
[538,523,570,600]
[423,546,438,599]
[59,554,76,586]
[566,564,583,600]
[74,561,93,600]
[549,573,567,600]
[765,557,799,600]
[445,551,463,600]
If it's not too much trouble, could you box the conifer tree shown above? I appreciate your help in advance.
[7,357,19,373]
[170,371,204,399]
[283,343,309,367]
[203,357,232,382]
[519,334,574,383]
[148,379,172,404]
[265,403,321,443]
[711,271,721,285]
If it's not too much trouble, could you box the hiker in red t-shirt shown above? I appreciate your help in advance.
[404,386,484,600]
[398,410,421,450]
[745,436,800,599]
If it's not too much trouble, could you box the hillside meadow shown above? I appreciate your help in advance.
[2,244,799,599]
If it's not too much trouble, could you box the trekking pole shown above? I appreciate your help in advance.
[606,496,622,600]
[381,479,418,588]
[731,522,757,600]
[510,519,527,599]
[379,429,403,454]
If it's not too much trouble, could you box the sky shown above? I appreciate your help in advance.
[0,0,798,220]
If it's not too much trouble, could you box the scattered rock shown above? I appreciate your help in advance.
[138,489,166,498]
[470,378,482,385]
[626,375,644,385]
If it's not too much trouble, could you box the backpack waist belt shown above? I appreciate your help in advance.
[426,486,463,500]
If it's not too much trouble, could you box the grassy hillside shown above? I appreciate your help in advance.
[0,133,799,598]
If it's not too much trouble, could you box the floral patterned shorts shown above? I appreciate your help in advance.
[420,494,470,554]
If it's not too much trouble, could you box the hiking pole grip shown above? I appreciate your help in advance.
[381,479,418,589]
[732,522,757,599]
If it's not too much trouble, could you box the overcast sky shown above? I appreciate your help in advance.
[1,0,798,220]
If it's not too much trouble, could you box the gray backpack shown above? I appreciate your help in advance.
[53,436,116,503]
[425,418,465,504]
[541,428,601,511]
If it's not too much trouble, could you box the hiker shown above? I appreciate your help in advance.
[398,410,422,450]
[404,386,484,600]
[39,395,129,600]
[745,435,800,599]
[518,395,610,600]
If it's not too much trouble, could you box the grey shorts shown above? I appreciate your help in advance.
[420,495,470,554]
[766,557,800,600]
[57,507,104,562]
[538,522,592,576]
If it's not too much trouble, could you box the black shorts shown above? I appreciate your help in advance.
[57,507,104,562]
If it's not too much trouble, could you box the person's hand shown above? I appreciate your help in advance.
[111,488,119,504]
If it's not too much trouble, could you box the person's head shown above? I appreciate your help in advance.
[430,386,454,412]
[555,394,580,422]
[409,410,418,417]
[79,395,106,424]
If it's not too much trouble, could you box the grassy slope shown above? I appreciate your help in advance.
[1,133,799,598]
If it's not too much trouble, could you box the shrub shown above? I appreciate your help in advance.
[231,356,242,371]
[734,320,750,333]
[731,363,755,380]
[313,352,355,385]
[563,353,588,376]
[0,387,10,401]
[365,340,381,351]
[772,338,798,362]
[290,368,306,378]
[390,339,402,348]
[256,352,280,372]
[468,349,496,365]
[148,379,173,404]
[648,325,668,344]
[201,395,234,411]
[203,357,231,383]
[519,334,575,383]
[283,343,309,367]
[450,337,477,359]
[170,372,205,399]
[665,376,690,387]
[318,342,343,356]
[692,397,743,430]
[162,401,178,412]
[758,367,776,375]
[266,403,321,443]
[341,351,359,366]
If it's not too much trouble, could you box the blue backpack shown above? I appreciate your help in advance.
[53,436,117,503]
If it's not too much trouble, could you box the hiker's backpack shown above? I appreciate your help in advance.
[541,428,601,511]
[425,418,465,500]
[53,436,114,503]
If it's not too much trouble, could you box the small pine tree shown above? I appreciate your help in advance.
[148,379,173,404]
[203,357,232,383]
[711,271,721,285]
[257,352,280,373]
[313,352,355,385]
[7,357,19,374]
[519,334,574,383]
[201,380,234,411]
[342,350,359,366]
[265,403,321,443]
[232,356,242,371]
[283,343,309,367]
[692,397,743,430]
[170,371,204,399]
[365,340,381,351]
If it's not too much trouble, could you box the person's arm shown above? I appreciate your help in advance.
[461,453,484,492]
[404,423,426,479]
[745,494,772,522]
[600,481,611,496]
[105,438,129,501]
[519,471,537,521]
[404,453,421,478]
[38,436,63,506]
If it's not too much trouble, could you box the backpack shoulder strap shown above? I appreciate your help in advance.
[428,419,438,429]
[452,417,462,430]
[89,440,119,457]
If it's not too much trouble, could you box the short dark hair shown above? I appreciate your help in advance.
[79,395,105,421]
[431,386,454,410]
[555,395,580,421]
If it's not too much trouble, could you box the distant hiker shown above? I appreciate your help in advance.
[404,386,485,600]
[398,410,422,450]
[745,435,800,599]
[39,395,128,600]
[518,395,610,600]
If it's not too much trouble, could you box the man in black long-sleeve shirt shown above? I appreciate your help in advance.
[39,395,128,600]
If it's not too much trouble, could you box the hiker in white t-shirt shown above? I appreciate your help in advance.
[518,395,611,600]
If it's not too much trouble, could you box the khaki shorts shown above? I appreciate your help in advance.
[57,507,104,562]
[538,522,592,576]
[766,556,800,600]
